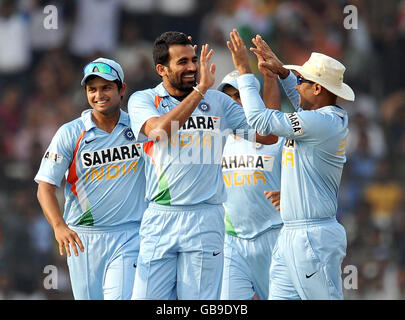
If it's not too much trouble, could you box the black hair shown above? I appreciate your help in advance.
[153,31,192,66]
[84,75,123,91]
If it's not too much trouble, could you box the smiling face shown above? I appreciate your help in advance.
[85,76,125,116]
[158,44,198,96]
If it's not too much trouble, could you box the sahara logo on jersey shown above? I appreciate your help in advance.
[222,154,274,172]
[287,113,303,136]
[180,116,220,131]
[222,153,274,187]
[284,139,295,149]
[282,139,295,167]
[81,143,142,168]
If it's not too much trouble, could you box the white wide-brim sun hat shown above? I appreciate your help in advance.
[283,52,355,101]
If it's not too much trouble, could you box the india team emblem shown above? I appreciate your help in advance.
[198,103,210,112]
[255,143,264,150]
[124,128,135,141]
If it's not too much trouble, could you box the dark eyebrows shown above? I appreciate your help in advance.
[176,55,198,64]
[86,84,114,91]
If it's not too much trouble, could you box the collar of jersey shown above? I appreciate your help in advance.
[81,109,130,131]
[155,82,171,98]
[319,105,347,118]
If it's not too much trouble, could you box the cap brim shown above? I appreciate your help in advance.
[80,73,119,86]
[217,81,238,92]
[283,64,355,101]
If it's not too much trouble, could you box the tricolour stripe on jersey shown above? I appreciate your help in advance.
[144,141,172,205]
[225,210,237,237]
[147,95,172,205]
[154,173,171,205]
[143,140,155,164]
[67,130,86,198]
[154,95,163,109]
[66,130,94,226]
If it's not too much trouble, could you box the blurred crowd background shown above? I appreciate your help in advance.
[0,0,404,300]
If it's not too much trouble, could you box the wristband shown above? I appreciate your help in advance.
[193,86,205,98]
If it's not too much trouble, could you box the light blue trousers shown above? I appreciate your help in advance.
[220,226,282,300]
[269,218,347,300]
[67,222,140,300]
[132,203,225,300]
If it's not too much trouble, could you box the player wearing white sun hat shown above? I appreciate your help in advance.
[227,29,354,300]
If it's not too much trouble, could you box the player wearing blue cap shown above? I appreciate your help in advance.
[218,70,283,300]
[35,58,147,300]
[227,29,354,300]
[128,31,277,300]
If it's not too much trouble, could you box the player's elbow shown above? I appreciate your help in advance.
[256,133,278,145]
[247,113,271,136]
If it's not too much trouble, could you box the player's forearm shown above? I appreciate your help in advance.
[255,133,278,145]
[143,84,208,141]
[279,71,300,111]
[37,182,66,230]
[237,73,274,135]
[262,76,281,110]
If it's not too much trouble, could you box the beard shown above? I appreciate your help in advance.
[167,69,198,93]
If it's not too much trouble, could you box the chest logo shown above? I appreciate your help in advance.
[198,102,210,112]
[124,128,135,141]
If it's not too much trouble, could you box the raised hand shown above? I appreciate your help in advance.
[255,50,278,79]
[198,44,216,92]
[187,35,198,53]
[250,35,289,79]
[227,29,251,75]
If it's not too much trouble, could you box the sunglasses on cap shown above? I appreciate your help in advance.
[83,62,122,83]
[296,75,314,85]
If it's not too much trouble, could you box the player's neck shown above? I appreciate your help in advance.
[91,109,120,133]
[163,82,192,100]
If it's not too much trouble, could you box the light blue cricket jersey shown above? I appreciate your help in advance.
[237,72,348,222]
[128,82,254,206]
[35,109,147,227]
[222,135,284,239]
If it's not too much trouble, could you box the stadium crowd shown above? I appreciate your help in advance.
[0,0,404,299]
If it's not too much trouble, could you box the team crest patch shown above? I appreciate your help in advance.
[198,102,210,112]
[255,143,264,150]
[123,128,135,141]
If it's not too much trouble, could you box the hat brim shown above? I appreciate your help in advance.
[217,80,238,92]
[283,64,355,101]
[80,73,119,86]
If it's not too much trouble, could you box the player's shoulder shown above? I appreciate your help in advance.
[128,87,155,100]
[204,89,240,111]
[56,115,86,140]
[128,84,164,103]
[205,89,231,100]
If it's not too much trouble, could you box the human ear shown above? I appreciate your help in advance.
[156,64,167,78]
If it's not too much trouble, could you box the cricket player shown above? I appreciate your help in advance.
[35,58,147,300]
[128,31,277,300]
[227,29,354,299]
[218,71,284,300]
